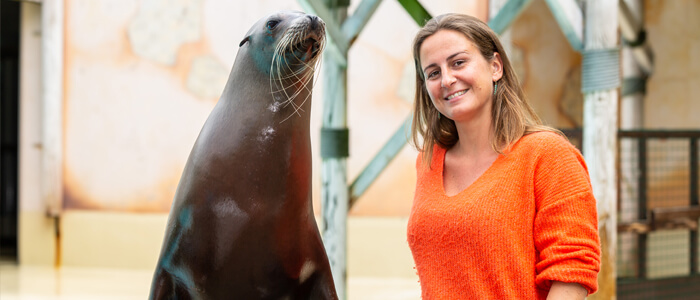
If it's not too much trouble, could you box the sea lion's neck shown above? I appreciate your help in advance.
[195,47,314,172]
[222,48,313,120]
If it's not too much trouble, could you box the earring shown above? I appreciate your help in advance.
[493,82,498,95]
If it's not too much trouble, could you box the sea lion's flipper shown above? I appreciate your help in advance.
[296,269,338,300]
[149,269,194,300]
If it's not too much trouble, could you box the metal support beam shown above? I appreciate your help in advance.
[488,0,532,35]
[300,0,386,67]
[544,0,584,51]
[619,0,653,74]
[342,0,383,47]
[299,0,349,54]
[690,138,698,274]
[397,0,431,26]
[299,0,349,66]
[349,115,411,207]
[319,40,350,300]
[619,0,646,284]
[637,137,648,279]
[346,0,430,206]
[298,0,391,298]
[318,9,350,297]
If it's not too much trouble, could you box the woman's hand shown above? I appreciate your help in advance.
[547,281,588,300]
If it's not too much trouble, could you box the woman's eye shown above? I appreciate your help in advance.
[453,60,465,67]
[267,20,279,30]
[427,70,439,79]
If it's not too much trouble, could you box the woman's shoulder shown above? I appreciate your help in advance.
[513,131,590,183]
[415,144,446,170]
[512,131,579,155]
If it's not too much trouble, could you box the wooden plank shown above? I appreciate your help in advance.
[582,0,619,298]
[619,130,700,138]
[652,206,700,222]
[349,115,411,208]
[42,0,64,217]
[341,0,383,47]
[651,206,700,230]
[616,207,700,232]
[618,276,700,300]
[487,0,533,35]
[543,0,584,51]
[618,221,651,234]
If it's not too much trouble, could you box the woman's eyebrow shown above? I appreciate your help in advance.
[422,51,468,74]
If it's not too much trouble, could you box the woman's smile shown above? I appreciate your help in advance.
[445,89,469,101]
[419,29,502,122]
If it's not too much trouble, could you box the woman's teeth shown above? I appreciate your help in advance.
[446,90,467,100]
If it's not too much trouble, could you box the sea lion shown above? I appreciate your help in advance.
[149,11,337,299]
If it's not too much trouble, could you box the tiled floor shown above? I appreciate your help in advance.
[0,260,421,300]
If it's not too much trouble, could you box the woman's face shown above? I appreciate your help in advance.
[419,29,502,125]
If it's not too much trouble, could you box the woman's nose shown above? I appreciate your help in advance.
[441,70,456,88]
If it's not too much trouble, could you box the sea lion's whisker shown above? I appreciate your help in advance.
[281,77,315,121]
[273,65,309,80]
[270,39,291,101]
[271,23,326,123]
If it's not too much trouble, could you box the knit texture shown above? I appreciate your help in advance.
[407,131,600,299]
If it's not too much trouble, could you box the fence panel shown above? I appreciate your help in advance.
[561,129,700,299]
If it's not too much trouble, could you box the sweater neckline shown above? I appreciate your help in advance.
[435,145,504,198]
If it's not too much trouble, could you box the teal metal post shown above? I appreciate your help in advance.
[320,1,350,299]
[299,1,384,298]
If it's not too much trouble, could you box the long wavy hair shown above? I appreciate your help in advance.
[410,13,560,166]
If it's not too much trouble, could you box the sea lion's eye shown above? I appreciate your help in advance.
[267,20,280,30]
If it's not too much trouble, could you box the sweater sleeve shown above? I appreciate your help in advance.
[532,134,601,295]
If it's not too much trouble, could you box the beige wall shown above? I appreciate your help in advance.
[58,0,486,216]
[18,0,486,273]
[18,0,700,276]
[644,0,700,129]
[510,0,583,129]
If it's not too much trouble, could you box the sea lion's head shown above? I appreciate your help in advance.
[240,11,325,77]
[239,11,326,120]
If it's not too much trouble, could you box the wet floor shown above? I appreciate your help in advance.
[0,260,421,300]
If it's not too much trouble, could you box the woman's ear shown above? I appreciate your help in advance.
[491,52,504,81]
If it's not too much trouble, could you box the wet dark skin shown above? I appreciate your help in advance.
[148,11,337,300]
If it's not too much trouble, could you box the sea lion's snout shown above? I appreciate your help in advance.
[300,14,325,47]
[307,15,322,31]
[306,16,325,59]
[286,14,325,63]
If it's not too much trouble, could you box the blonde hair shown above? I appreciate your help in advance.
[410,13,560,166]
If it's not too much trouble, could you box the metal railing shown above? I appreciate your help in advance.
[562,129,700,299]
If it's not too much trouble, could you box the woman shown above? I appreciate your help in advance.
[407,13,600,299]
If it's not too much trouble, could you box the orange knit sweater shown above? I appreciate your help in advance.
[407,132,600,299]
